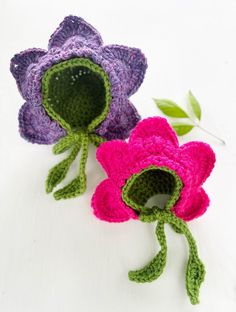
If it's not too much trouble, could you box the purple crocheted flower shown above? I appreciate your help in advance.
[11,15,147,143]
[10,15,147,200]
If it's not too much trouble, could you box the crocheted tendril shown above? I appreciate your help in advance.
[46,132,104,199]
[42,58,111,199]
[136,210,205,305]
[122,166,205,305]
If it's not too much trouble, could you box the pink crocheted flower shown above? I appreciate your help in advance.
[92,117,215,222]
[92,117,216,305]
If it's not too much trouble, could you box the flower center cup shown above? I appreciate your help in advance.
[42,58,111,133]
[122,166,183,215]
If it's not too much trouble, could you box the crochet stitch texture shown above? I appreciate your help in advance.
[10,15,147,199]
[92,117,216,304]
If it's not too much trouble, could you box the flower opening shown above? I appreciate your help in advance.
[122,166,183,213]
[42,58,111,133]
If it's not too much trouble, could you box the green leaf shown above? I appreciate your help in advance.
[188,91,201,121]
[46,157,73,193]
[54,134,89,200]
[154,99,189,118]
[186,254,205,305]
[171,123,194,136]
[53,175,86,200]
[128,222,167,283]
[46,145,80,193]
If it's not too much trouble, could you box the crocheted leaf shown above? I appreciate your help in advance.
[46,157,74,193]
[167,213,206,304]
[154,99,189,118]
[188,91,201,121]
[128,222,167,283]
[128,251,166,282]
[46,144,80,193]
[171,123,194,136]
[54,175,86,200]
[186,254,205,305]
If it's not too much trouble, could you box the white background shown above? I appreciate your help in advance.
[1,0,236,311]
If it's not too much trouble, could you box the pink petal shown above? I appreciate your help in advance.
[174,188,209,221]
[129,135,177,163]
[96,140,133,186]
[180,142,216,186]
[129,117,179,147]
[92,179,137,222]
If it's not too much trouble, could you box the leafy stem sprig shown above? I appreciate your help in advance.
[154,91,225,145]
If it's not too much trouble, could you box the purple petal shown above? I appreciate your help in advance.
[102,45,147,96]
[10,49,47,98]
[95,97,140,140]
[48,15,103,50]
[19,102,66,144]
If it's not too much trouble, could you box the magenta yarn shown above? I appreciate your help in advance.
[92,117,216,222]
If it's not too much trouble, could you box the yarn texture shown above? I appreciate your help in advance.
[92,117,216,304]
[10,15,147,199]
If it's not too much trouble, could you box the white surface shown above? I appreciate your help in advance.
[1,0,236,311]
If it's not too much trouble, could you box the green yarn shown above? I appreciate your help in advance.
[53,133,89,200]
[122,166,183,212]
[42,58,111,199]
[129,220,167,283]
[42,58,111,132]
[46,141,81,194]
[122,166,205,305]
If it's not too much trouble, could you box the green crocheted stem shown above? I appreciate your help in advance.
[46,142,81,193]
[129,220,167,283]
[54,132,89,200]
[53,134,81,154]
[88,133,106,147]
[46,132,103,200]
[138,209,205,305]
[165,213,205,305]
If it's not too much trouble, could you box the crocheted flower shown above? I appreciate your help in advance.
[10,15,147,200]
[92,117,215,304]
